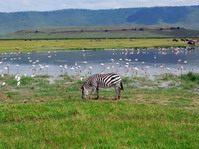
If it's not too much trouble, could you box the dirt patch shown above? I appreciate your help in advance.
[0,94,9,100]
[34,97,61,103]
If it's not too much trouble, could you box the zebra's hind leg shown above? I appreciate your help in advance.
[114,87,121,100]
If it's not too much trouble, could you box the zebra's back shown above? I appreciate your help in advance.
[93,73,122,88]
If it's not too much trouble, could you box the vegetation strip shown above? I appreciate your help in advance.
[0,38,197,53]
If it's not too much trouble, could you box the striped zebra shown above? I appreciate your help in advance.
[81,73,123,100]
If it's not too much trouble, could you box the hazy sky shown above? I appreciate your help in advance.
[0,0,199,12]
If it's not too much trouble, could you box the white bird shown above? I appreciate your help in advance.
[31,75,35,78]
[17,81,20,86]
[177,59,181,63]
[134,67,139,71]
[17,77,21,82]
[166,68,170,70]
[15,75,18,80]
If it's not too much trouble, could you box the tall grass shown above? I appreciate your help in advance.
[181,72,199,83]
[180,72,199,90]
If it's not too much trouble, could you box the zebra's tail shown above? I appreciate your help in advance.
[120,81,124,90]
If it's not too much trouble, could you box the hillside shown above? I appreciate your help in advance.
[1,26,199,39]
[0,5,198,35]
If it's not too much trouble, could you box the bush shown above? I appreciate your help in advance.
[180,72,199,84]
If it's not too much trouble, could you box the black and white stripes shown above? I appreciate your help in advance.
[81,73,123,100]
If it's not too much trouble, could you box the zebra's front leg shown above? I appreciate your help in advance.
[89,87,95,99]
[95,86,99,100]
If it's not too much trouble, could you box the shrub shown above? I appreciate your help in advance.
[180,72,199,84]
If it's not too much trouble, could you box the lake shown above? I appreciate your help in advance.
[0,47,199,79]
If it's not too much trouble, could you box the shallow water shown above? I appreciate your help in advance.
[0,47,198,79]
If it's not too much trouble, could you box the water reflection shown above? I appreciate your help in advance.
[0,47,198,79]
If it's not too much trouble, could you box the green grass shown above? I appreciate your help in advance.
[0,38,193,53]
[181,72,199,84]
[180,72,199,90]
[0,100,198,149]
[0,74,198,148]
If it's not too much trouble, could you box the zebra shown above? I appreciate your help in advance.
[81,73,123,100]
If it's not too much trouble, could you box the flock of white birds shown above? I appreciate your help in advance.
[0,47,198,86]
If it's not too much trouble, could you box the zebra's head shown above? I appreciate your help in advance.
[81,85,89,99]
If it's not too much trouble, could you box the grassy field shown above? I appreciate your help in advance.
[0,37,198,148]
[0,38,195,53]
[0,73,198,148]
